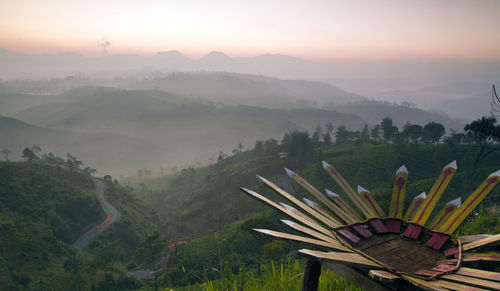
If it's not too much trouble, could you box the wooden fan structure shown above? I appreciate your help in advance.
[240,161,500,290]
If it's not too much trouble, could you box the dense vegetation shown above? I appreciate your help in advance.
[122,116,499,289]
[0,154,163,290]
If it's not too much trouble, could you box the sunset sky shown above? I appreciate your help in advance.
[1,0,500,61]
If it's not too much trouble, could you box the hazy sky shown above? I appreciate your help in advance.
[1,0,500,61]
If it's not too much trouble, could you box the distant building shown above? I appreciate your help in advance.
[278,152,289,159]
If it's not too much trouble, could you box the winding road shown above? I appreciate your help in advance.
[73,178,121,251]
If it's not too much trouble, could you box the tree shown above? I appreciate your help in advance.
[1,149,11,161]
[403,123,423,143]
[464,116,500,192]
[422,122,445,144]
[65,153,83,171]
[64,253,85,291]
[381,117,398,143]
[254,140,264,153]
[93,239,118,284]
[136,232,165,291]
[325,122,334,135]
[370,124,382,142]
[22,147,39,162]
[281,131,313,165]
[335,125,350,144]
[360,124,370,142]
[323,133,332,145]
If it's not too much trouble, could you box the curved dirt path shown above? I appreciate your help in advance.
[73,178,121,251]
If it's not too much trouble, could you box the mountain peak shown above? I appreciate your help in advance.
[201,51,229,60]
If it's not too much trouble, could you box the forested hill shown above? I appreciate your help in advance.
[137,141,500,240]
[0,160,161,290]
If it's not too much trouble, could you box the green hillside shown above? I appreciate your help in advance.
[139,142,500,241]
[0,161,161,290]
[135,141,499,288]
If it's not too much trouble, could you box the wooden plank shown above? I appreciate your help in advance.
[299,249,381,268]
[428,197,460,230]
[455,267,500,282]
[358,185,385,217]
[459,234,492,244]
[403,192,426,221]
[325,189,363,221]
[256,174,342,228]
[446,234,500,256]
[462,252,500,262]
[411,160,457,226]
[432,279,490,291]
[439,170,500,234]
[369,269,399,284]
[285,168,361,225]
[400,275,448,291]
[240,187,335,238]
[389,165,408,219]
[337,228,361,243]
[253,229,349,251]
[280,219,341,245]
[322,161,377,219]
[441,274,500,290]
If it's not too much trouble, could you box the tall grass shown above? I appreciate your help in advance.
[199,260,361,291]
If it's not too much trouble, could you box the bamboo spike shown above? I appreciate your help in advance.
[410,160,457,226]
[455,267,500,282]
[389,165,408,219]
[253,229,348,251]
[462,252,500,262]
[325,188,363,220]
[322,161,377,218]
[302,197,340,224]
[459,234,492,244]
[403,192,426,221]
[299,249,381,267]
[368,270,399,283]
[446,234,500,257]
[280,219,340,245]
[428,197,460,230]
[432,279,489,291]
[285,168,360,224]
[400,275,448,291]
[279,202,319,226]
[357,185,385,217]
[441,274,500,290]
[240,187,335,238]
[256,174,342,228]
[439,170,500,234]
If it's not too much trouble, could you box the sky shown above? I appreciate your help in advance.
[1,0,500,61]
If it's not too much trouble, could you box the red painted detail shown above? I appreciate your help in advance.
[403,224,423,239]
[445,247,459,257]
[393,177,405,217]
[415,169,452,224]
[408,199,423,221]
[353,224,373,238]
[386,219,401,233]
[414,270,440,277]
[363,193,382,217]
[87,210,112,234]
[443,180,496,233]
[370,219,388,233]
[328,168,371,215]
[430,206,455,229]
[337,229,360,243]
[426,233,449,250]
